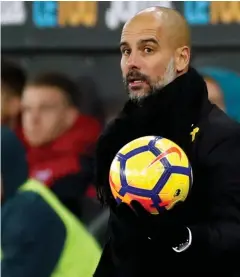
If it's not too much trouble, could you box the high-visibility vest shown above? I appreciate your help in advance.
[17,179,101,277]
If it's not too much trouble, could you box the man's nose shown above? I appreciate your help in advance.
[30,110,40,125]
[126,52,141,70]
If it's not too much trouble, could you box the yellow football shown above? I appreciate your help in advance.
[109,136,193,214]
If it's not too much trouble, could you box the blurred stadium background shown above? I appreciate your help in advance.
[2,1,240,121]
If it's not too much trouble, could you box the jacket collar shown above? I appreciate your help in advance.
[119,67,212,153]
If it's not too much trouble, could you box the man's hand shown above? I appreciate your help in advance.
[111,200,190,253]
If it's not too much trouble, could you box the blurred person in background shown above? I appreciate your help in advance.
[1,126,101,277]
[18,72,102,218]
[200,67,240,123]
[204,76,225,111]
[1,58,26,129]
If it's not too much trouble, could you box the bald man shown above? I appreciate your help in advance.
[94,7,240,277]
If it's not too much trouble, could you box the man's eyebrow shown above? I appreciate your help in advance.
[138,38,159,46]
[120,41,128,48]
[119,38,159,48]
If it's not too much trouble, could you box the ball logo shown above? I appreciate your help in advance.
[148,147,182,168]
[174,189,181,197]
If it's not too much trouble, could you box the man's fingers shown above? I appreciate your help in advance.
[131,200,150,218]
[116,202,136,222]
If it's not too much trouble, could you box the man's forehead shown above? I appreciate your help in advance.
[121,14,163,43]
[23,86,64,103]
[121,28,161,45]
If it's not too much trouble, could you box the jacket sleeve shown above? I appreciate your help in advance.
[94,240,116,277]
[95,126,121,207]
[1,193,66,277]
[185,132,240,262]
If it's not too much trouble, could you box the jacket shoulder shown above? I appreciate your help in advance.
[197,106,240,162]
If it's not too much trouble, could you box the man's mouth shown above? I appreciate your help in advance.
[128,79,147,88]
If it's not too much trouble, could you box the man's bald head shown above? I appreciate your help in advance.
[131,6,191,49]
[120,6,191,102]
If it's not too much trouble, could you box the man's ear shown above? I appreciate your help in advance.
[8,96,21,117]
[175,46,191,73]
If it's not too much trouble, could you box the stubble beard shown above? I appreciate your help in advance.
[125,58,177,103]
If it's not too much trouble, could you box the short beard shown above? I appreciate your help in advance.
[123,58,177,103]
[152,58,177,93]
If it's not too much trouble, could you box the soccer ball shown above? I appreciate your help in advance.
[109,136,193,214]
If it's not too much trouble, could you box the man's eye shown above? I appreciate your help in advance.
[122,49,131,55]
[144,47,153,54]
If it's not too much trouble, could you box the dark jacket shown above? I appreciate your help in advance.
[1,127,66,277]
[94,68,240,276]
